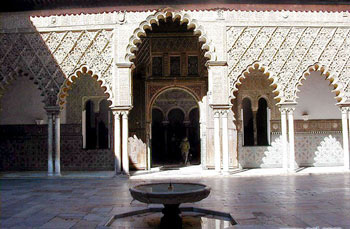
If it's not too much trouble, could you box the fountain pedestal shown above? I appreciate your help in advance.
[161,204,182,228]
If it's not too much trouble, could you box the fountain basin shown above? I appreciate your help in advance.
[129,182,210,205]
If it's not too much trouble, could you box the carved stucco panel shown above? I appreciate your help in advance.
[41,30,114,103]
[0,32,64,106]
[227,26,350,103]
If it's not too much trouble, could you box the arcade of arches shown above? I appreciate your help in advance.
[1,8,350,175]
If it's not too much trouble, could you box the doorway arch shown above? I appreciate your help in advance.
[150,88,200,167]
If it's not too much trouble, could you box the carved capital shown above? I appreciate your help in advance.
[45,106,60,115]
[112,110,122,117]
[278,103,296,114]
[121,111,129,117]
[213,110,221,118]
[340,106,350,114]
[220,109,229,117]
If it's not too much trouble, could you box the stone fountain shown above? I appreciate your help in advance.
[129,182,210,228]
[105,182,236,228]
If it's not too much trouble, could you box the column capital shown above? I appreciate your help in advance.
[278,103,296,113]
[45,106,60,115]
[220,109,229,117]
[111,106,132,116]
[112,110,122,116]
[340,106,350,113]
[121,110,129,116]
[213,110,221,118]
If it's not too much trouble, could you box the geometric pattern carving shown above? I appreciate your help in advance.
[43,30,114,106]
[0,30,113,107]
[227,26,350,104]
[0,32,64,106]
[238,134,282,168]
[295,133,343,166]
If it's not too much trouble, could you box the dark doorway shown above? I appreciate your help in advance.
[242,98,254,146]
[256,98,268,146]
[151,89,200,167]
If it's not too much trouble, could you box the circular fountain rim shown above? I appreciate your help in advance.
[129,182,211,205]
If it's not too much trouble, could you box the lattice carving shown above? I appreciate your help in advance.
[0,30,114,107]
[227,26,350,104]
[0,32,64,106]
[43,30,114,106]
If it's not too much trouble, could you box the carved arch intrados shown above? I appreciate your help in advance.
[148,86,200,122]
[166,106,187,121]
[230,62,281,104]
[125,11,216,62]
[0,68,46,105]
[57,65,113,109]
[295,63,345,104]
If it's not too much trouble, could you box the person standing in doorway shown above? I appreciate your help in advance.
[180,137,190,165]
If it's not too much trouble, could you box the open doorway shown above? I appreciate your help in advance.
[151,88,200,167]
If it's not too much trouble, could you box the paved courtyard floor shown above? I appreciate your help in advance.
[1,171,350,228]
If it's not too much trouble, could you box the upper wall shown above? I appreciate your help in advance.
[1,9,350,107]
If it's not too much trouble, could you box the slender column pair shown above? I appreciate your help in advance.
[279,106,296,171]
[213,109,230,173]
[341,107,350,170]
[47,110,61,176]
[113,110,130,175]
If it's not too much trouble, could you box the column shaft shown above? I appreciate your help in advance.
[342,108,349,169]
[47,114,53,176]
[114,112,121,174]
[54,115,61,176]
[288,109,296,171]
[214,111,221,171]
[122,112,129,175]
[280,109,288,169]
[222,111,229,172]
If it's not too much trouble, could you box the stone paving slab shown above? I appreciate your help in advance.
[1,173,350,228]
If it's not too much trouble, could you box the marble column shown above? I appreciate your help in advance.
[122,111,129,175]
[54,114,61,176]
[342,107,350,170]
[214,110,221,171]
[47,113,54,176]
[113,111,121,174]
[287,108,296,171]
[222,110,229,172]
[280,107,288,170]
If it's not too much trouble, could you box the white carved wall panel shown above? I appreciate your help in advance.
[295,133,343,166]
[238,134,283,168]
[227,26,350,104]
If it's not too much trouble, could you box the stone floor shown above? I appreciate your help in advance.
[1,171,350,228]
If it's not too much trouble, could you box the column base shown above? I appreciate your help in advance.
[48,172,54,176]
[54,173,62,176]
[221,171,230,175]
